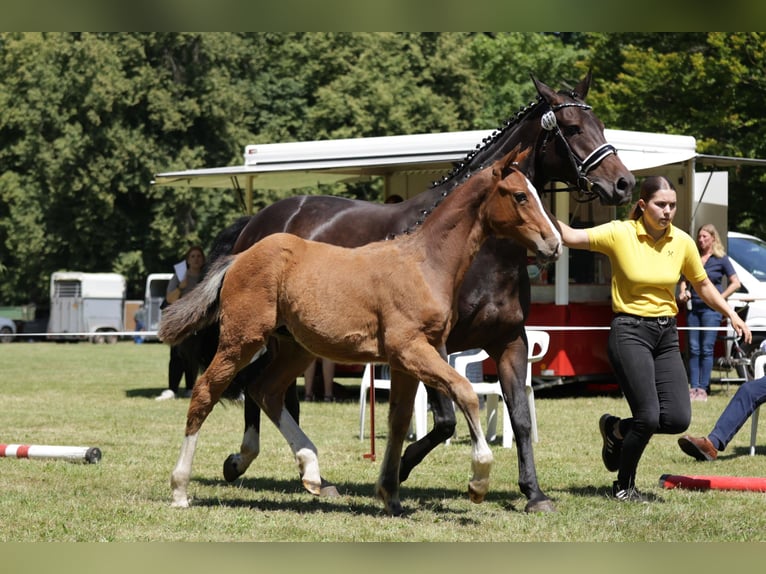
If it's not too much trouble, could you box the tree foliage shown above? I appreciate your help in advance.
[1,32,765,307]
[583,32,766,236]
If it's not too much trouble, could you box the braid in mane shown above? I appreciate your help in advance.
[386,96,543,240]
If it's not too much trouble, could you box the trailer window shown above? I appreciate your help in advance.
[54,280,82,298]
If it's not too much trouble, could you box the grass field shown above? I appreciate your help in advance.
[2,341,766,543]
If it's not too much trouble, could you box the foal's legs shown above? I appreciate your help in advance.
[247,353,338,498]
[171,340,264,507]
[396,343,493,506]
[222,337,314,483]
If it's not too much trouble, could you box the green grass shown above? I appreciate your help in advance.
[2,341,766,542]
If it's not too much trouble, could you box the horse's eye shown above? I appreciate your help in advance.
[513,192,528,203]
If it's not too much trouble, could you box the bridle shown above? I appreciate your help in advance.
[539,101,618,201]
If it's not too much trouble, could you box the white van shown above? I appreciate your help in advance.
[143,273,173,340]
[727,231,766,353]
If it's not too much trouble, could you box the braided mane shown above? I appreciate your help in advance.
[387,96,544,239]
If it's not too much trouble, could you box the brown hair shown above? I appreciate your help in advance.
[184,245,206,265]
[630,175,676,220]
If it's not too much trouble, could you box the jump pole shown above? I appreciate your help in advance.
[0,443,102,464]
[660,473,766,492]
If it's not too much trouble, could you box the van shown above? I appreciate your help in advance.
[727,231,766,353]
[143,273,173,340]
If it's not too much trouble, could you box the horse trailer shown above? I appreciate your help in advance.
[47,272,126,343]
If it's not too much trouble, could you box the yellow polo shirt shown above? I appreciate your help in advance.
[586,218,707,317]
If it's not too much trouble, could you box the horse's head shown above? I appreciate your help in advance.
[486,153,562,263]
[530,71,635,206]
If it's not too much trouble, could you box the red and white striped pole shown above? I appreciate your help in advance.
[660,473,766,492]
[0,443,101,463]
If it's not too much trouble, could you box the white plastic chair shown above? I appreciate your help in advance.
[443,330,550,448]
[749,353,766,456]
[358,363,428,441]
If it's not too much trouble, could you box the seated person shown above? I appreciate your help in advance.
[678,374,766,460]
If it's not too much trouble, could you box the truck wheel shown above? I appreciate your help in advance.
[91,331,118,345]
[0,326,14,343]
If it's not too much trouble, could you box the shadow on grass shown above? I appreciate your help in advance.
[562,483,665,503]
[126,388,179,399]
[191,474,530,517]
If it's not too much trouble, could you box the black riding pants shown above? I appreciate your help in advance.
[168,344,198,393]
[607,314,691,487]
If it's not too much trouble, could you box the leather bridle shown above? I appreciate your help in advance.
[540,102,618,200]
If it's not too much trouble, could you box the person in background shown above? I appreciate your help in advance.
[678,373,766,460]
[133,303,147,344]
[678,223,741,402]
[303,358,336,402]
[156,245,206,401]
[556,175,750,502]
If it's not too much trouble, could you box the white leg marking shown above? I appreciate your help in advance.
[233,426,260,472]
[248,346,267,365]
[277,409,322,495]
[170,432,199,508]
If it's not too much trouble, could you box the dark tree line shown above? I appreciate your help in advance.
[1,32,764,305]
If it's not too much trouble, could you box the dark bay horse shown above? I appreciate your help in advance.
[193,72,635,513]
[160,155,562,515]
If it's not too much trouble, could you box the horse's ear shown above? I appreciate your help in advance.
[573,69,592,100]
[531,74,556,104]
[500,148,530,177]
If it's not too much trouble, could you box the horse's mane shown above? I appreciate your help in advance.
[386,96,544,240]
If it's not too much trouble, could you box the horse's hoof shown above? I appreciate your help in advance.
[171,495,190,508]
[301,477,323,496]
[384,499,403,517]
[223,454,244,483]
[468,479,490,503]
[319,482,340,498]
[525,498,556,513]
[376,484,403,517]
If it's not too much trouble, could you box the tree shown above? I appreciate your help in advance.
[469,33,588,129]
[0,33,258,302]
[582,33,766,238]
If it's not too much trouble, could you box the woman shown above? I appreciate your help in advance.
[557,176,750,502]
[678,224,741,402]
[157,245,206,401]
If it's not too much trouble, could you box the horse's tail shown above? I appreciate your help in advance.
[158,255,236,346]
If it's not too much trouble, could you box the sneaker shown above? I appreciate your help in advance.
[599,413,623,472]
[612,480,649,503]
[690,388,708,402]
[155,389,176,401]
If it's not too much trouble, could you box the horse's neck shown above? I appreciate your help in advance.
[405,174,492,291]
[433,114,539,198]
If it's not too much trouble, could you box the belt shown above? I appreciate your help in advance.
[614,313,675,326]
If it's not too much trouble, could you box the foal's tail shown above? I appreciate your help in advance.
[157,255,236,346]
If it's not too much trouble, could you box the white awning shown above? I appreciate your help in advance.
[152,128,702,191]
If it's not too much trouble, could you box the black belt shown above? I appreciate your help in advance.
[614,313,675,326]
